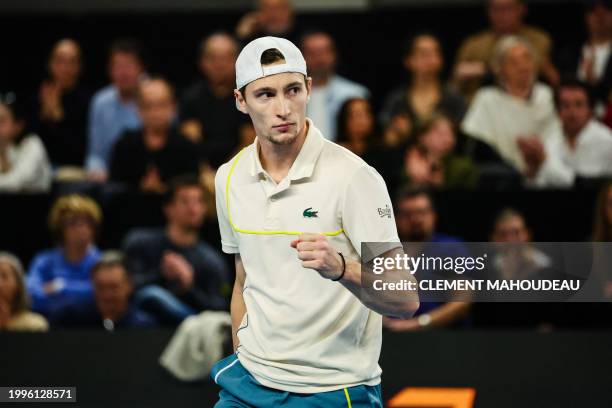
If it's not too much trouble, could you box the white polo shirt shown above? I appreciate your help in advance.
[214,118,401,394]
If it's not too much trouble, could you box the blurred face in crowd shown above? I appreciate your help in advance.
[488,0,525,34]
[137,79,176,133]
[499,43,536,90]
[492,214,530,243]
[0,262,17,308]
[557,87,592,138]
[165,186,206,232]
[93,265,132,321]
[302,33,337,82]
[345,99,374,141]
[200,34,238,87]
[586,4,612,40]
[405,35,443,78]
[61,212,95,249]
[396,194,436,242]
[109,52,143,94]
[49,39,81,89]
[419,117,456,158]
[259,0,294,35]
[237,70,311,146]
[0,104,23,146]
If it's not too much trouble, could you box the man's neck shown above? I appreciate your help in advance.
[117,88,136,103]
[564,121,589,150]
[503,82,532,100]
[312,74,331,88]
[259,121,309,183]
[167,223,198,247]
[208,80,233,98]
[590,35,611,46]
[143,128,169,151]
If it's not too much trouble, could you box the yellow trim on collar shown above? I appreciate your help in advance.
[344,388,352,408]
[225,147,344,237]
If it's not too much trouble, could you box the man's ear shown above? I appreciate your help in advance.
[305,76,313,101]
[234,89,248,114]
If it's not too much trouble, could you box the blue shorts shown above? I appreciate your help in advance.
[211,354,383,408]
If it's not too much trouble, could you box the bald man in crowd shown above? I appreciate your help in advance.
[180,32,254,168]
[110,77,199,193]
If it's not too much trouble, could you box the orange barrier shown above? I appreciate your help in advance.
[388,387,476,408]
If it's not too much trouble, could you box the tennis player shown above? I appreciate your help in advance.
[212,36,419,407]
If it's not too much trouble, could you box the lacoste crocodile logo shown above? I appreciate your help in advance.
[303,207,318,218]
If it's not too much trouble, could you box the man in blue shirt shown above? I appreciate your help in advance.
[86,39,144,181]
[27,195,102,322]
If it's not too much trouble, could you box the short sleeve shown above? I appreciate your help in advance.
[461,90,495,145]
[215,165,240,254]
[341,165,401,263]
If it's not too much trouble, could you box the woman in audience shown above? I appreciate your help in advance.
[336,98,379,157]
[0,252,48,332]
[461,35,559,175]
[401,113,479,189]
[0,92,52,192]
[380,33,466,147]
[33,39,91,170]
[26,194,102,322]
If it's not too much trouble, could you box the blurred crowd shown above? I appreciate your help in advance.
[0,0,611,332]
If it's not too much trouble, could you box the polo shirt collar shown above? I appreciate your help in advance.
[249,118,325,181]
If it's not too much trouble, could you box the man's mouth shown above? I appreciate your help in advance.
[273,122,295,132]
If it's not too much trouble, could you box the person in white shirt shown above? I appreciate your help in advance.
[461,35,560,174]
[0,92,52,193]
[301,30,369,141]
[527,79,612,187]
[211,36,418,408]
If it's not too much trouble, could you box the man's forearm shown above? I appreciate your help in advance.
[230,284,247,352]
[339,258,419,319]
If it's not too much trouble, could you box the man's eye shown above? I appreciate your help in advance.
[258,92,273,98]
[288,87,300,95]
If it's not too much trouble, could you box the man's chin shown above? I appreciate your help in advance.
[269,132,299,145]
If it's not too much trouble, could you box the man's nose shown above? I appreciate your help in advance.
[274,95,290,117]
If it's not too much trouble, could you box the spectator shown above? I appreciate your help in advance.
[528,79,612,187]
[235,0,299,44]
[0,91,52,192]
[490,208,551,280]
[301,30,369,140]
[461,36,560,174]
[32,39,91,169]
[593,182,612,242]
[383,188,471,331]
[453,0,559,100]
[558,0,611,116]
[86,39,145,181]
[123,176,230,325]
[0,252,48,332]
[179,32,254,168]
[402,113,479,190]
[380,33,466,146]
[26,195,102,322]
[56,251,156,330]
[336,98,379,157]
[109,77,199,193]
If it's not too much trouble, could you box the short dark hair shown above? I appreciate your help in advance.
[163,175,205,206]
[554,77,595,110]
[109,38,145,67]
[91,251,129,280]
[238,48,307,101]
[394,186,436,212]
